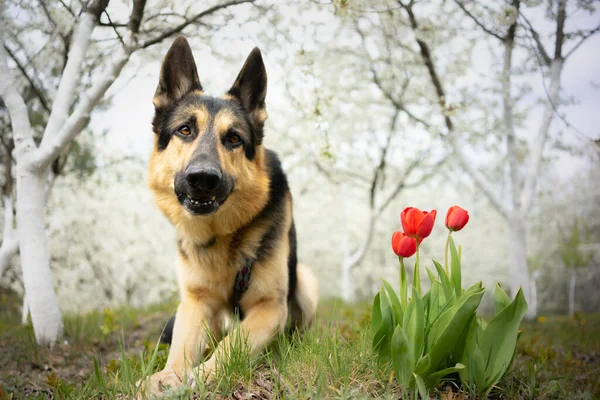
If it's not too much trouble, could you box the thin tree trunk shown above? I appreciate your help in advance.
[530,270,540,318]
[568,270,576,316]
[340,262,355,303]
[16,168,62,344]
[21,292,29,324]
[520,58,564,211]
[340,183,358,302]
[0,194,18,277]
[508,214,533,318]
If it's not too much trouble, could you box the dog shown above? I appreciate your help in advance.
[141,36,318,395]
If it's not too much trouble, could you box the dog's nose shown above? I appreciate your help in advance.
[185,165,222,191]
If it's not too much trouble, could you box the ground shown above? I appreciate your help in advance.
[0,297,598,399]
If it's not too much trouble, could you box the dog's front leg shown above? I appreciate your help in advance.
[189,298,287,384]
[142,296,216,395]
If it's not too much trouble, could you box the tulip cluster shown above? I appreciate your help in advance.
[373,204,527,398]
[391,206,469,259]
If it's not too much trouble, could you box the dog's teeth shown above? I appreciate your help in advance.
[187,195,215,207]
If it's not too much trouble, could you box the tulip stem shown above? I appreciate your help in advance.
[414,242,421,295]
[399,257,407,309]
[444,232,451,275]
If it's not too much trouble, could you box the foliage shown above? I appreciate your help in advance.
[459,284,528,397]
[371,206,528,398]
[558,219,593,270]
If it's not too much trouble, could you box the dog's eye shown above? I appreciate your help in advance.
[226,133,242,146]
[177,125,191,136]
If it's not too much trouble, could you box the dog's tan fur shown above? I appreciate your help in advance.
[140,37,318,396]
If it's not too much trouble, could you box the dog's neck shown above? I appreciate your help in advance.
[176,214,273,269]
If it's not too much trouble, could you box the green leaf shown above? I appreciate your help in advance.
[425,267,437,286]
[371,292,383,339]
[493,283,511,316]
[425,363,465,388]
[452,314,475,363]
[380,286,396,327]
[372,314,393,364]
[407,288,425,370]
[391,325,412,386]
[433,260,454,302]
[426,281,443,323]
[415,354,431,377]
[478,288,528,390]
[382,279,403,326]
[449,236,462,297]
[464,281,483,295]
[402,296,415,334]
[459,318,485,391]
[428,283,480,345]
[413,373,428,399]
[426,287,485,375]
[372,289,395,363]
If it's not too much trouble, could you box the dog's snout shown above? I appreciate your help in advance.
[185,165,222,191]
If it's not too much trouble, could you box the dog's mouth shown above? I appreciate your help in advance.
[187,194,216,207]
[177,190,231,216]
[174,171,234,216]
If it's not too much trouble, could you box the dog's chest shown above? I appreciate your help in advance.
[177,236,245,303]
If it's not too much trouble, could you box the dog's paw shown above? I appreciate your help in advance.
[137,369,183,398]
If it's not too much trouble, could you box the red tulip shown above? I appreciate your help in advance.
[445,206,469,232]
[391,231,417,258]
[401,207,437,239]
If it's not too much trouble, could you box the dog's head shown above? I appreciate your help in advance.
[148,37,269,233]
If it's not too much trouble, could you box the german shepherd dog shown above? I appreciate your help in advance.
[141,36,318,395]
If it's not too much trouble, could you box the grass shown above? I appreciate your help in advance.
[0,299,598,399]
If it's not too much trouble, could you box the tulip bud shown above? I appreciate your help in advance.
[391,231,417,258]
[445,205,469,232]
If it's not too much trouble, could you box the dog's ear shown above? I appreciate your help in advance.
[154,36,202,109]
[227,48,267,143]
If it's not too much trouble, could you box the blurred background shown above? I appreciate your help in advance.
[1,0,599,326]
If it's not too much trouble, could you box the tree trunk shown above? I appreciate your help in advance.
[21,293,29,324]
[568,270,576,316]
[530,270,540,318]
[508,214,533,319]
[0,194,19,277]
[520,59,564,211]
[16,166,62,345]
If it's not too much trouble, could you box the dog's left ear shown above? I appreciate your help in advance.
[228,48,267,144]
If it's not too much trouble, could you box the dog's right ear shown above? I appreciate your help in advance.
[153,36,202,109]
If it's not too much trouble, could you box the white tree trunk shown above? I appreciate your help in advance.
[16,168,62,344]
[520,59,564,211]
[40,13,98,150]
[568,271,576,316]
[340,183,356,302]
[0,194,19,277]
[508,214,533,319]
[21,292,29,324]
[530,270,540,318]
